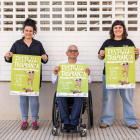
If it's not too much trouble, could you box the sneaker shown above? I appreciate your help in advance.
[21,121,28,130]
[62,124,70,133]
[129,124,138,129]
[100,123,108,128]
[31,121,39,130]
[70,125,77,133]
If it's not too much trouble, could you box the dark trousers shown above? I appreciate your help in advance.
[57,97,84,126]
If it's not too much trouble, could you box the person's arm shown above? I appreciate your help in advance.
[52,66,61,84]
[40,42,48,64]
[98,41,107,60]
[134,48,139,60]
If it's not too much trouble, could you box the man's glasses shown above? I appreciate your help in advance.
[68,50,78,53]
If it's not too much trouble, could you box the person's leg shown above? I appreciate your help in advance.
[70,97,84,126]
[57,97,69,124]
[120,88,137,127]
[20,96,29,120]
[29,96,39,120]
[100,75,118,126]
[29,96,39,130]
[20,96,29,130]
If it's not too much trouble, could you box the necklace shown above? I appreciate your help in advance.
[24,39,32,43]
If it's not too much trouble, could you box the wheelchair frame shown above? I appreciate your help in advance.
[52,90,93,137]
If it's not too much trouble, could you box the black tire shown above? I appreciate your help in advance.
[52,92,59,126]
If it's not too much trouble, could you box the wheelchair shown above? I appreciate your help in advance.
[52,90,93,137]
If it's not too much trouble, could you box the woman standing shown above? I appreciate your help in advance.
[98,20,139,129]
[5,18,48,130]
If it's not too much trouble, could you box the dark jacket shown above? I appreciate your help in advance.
[4,38,48,87]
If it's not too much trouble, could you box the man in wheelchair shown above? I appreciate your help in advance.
[52,45,92,133]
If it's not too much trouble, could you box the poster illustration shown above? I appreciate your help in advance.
[105,47,135,89]
[57,64,88,97]
[10,54,41,96]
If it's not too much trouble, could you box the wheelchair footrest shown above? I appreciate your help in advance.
[80,124,86,129]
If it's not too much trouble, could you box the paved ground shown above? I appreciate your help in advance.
[0,120,140,140]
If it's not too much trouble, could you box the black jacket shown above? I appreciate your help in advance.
[4,38,48,86]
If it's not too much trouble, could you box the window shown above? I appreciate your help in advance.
[128,14,137,18]
[28,15,37,18]
[16,28,23,31]
[65,21,74,24]
[52,27,62,31]
[65,8,74,11]
[40,21,50,24]
[128,1,137,5]
[90,21,99,25]
[65,27,75,31]
[40,8,50,12]
[16,8,25,12]
[128,21,137,24]
[4,8,13,12]
[65,1,74,5]
[102,1,112,5]
[102,14,112,18]
[28,8,37,12]
[28,2,37,5]
[65,14,74,18]
[77,14,87,18]
[90,8,99,11]
[128,8,137,11]
[4,28,13,31]
[90,27,99,31]
[115,8,125,11]
[4,2,13,5]
[3,21,13,25]
[102,8,112,11]
[16,2,25,5]
[77,21,87,24]
[102,27,110,31]
[90,14,99,18]
[52,14,62,18]
[115,1,125,5]
[40,27,50,31]
[52,21,62,24]
[77,2,87,5]
[90,1,99,5]
[115,14,125,18]
[102,21,112,24]
[77,27,87,31]
[52,8,62,11]
[128,27,137,31]
[40,1,49,5]
[16,15,25,18]
[77,8,87,11]
[52,1,62,5]
[4,15,13,18]
[16,21,24,25]
[40,14,50,18]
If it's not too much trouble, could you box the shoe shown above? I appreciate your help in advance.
[100,123,108,128]
[70,125,77,133]
[31,121,39,130]
[62,124,70,132]
[129,124,138,129]
[21,121,28,130]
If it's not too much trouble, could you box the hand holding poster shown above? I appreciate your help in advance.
[57,64,88,97]
[10,54,41,96]
[105,47,135,89]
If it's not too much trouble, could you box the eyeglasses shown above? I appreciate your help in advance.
[68,50,78,53]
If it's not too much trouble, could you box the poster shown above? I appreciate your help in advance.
[57,64,88,97]
[105,47,135,89]
[10,54,41,96]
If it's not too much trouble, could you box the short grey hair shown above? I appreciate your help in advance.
[67,45,79,51]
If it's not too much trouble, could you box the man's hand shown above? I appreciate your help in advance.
[53,66,61,74]
[41,54,48,62]
[85,68,90,75]
[5,51,13,61]
[134,48,139,55]
[100,50,106,57]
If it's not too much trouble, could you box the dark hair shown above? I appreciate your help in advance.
[23,18,37,34]
[109,20,128,40]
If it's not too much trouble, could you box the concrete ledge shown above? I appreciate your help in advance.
[0,81,140,120]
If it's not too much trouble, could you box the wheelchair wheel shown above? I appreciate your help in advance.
[87,90,93,129]
[52,92,59,126]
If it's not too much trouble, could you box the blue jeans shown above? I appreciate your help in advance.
[20,96,39,120]
[57,97,84,126]
[100,75,137,127]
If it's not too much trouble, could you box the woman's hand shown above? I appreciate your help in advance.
[41,54,48,62]
[134,48,139,55]
[5,51,13,61]
[53,66,61,74]
[85,68,90,75]
[100,50,106,57]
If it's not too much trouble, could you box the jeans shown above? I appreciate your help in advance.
[57,97,84,126]
[20,96,39,120]
[100,74,137,127]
